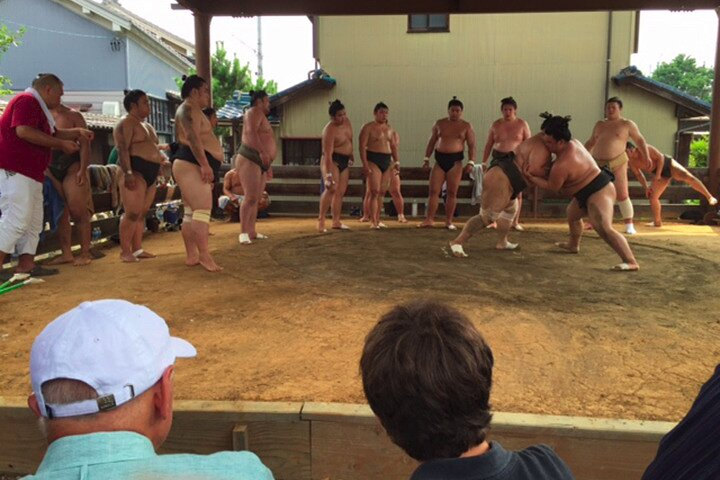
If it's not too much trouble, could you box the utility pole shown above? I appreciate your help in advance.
[257,16,264,79]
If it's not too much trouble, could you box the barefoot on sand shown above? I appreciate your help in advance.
[554,242,579,253]
[47,255,74,266]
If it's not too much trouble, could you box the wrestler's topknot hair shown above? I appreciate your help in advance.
[329,99,345,117]
[539,111,553,130]
[541,115,572,142]
[374,102,389,113]
[606,96,623,109]
[123,89,146,112]
[180,74,206,99]
[250,90,269,105]
[501,96,517,109]
[448,96,464,110]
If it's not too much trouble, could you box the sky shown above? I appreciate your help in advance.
[110,1,717,90]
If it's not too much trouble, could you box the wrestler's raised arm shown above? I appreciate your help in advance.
[628,122,652,174]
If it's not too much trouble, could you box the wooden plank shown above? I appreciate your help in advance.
[0,397,46,475]
[35,216,120,256]
[165,400,311,480]
[310,419,417,480]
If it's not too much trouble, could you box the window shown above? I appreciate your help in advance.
[408,14,449,33]
[147,95,173,140]
[282,138,321,166]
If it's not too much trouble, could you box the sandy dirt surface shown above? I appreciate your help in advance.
[1,217,719,422]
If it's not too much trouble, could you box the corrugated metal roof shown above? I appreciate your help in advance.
[0,101,119,130]
[217,70,336,121]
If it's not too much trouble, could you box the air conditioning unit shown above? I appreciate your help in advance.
[102,101,121,116]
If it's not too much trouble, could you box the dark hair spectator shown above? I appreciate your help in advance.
[361,300,493,461]
[360,300,575,480]
[373,102,388,113]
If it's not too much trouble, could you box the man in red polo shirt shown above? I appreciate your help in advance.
[0,74,93,278]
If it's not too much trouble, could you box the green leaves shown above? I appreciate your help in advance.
[176,44,279,108]
[651,54,713,103]
[0,25,26,95]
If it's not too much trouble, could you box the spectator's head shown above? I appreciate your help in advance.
[203,107,218,128]
[605,96,623,119]
[181,74,210,107]
[32,73,64,109]
[540,114,572,152]
[360,300,494,461]
[447,96,464,120]
[28,300,196,448]
[501,96,518,120]
[123,89,149,117]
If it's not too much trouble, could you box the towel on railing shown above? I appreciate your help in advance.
[469,164,484,206]
[88,164,121,208]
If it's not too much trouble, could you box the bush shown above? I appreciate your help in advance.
[689,136,709,168]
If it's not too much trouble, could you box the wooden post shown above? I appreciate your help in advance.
[708,7,720,207]
[232,424,249,451]
[194,12,213,104]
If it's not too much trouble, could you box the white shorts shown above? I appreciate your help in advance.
[0,169,44,256]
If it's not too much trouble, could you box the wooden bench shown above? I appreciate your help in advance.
[264,165,709,220]
[35,184,184,256]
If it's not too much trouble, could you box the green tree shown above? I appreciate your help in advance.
[176,44,279,108]
[689,135,709,168]
[0,25,26,94]
[651,54,713,103]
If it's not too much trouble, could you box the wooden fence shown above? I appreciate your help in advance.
[265,165,709,220]
[0,397,674,480]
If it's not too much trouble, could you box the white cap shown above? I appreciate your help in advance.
[30,299,196,418]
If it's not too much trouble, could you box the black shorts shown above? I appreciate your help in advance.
[172,144,222,181]
[574,167,615,210]
[130,156,160,187]
[367,151,392,173]
[435,150,463,173]
[49,151,80,182]
[487,157,527,199]
[661,155,673,179]
[332,153,351,173]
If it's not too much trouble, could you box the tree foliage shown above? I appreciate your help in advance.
[689,135,709,168]
[651,54,714,103]
[0,25,26,94]
[177,44,279,108]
